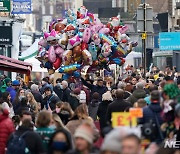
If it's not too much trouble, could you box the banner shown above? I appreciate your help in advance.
[0,0,10,12]
[12,0,31,14]
[159,32,180,51]
[0,26,12,45]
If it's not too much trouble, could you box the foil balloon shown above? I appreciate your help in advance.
[90,24,103,34]
[99,33,116,47]
[54,21,67,33]
[59,64,81,73]
[88,42,98,61]
[64,24,76,38]
[77,6,88,19]
[48,46,57,63]
[58,33,68,49]
[73,45,82,63]
[62,50,72,65]
[82,28,91,43]
[99,28,110,34]
[53,57,62,70]
[118,25,128,34]
[44,61,53,69]
[101,43,112,57]
[91,33,100,45]
[38,39,48,48]
[55,46,64,57]
[44,29,59,44]
[67,35,81,50]
[82,49,92,65]
[81,42,88,50]
[73,71,81,78]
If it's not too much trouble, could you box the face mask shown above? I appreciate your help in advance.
[42,81,46,85]
[56,83,61,88]
[49,124,56,130]
[51,141,68,152]
[19,96,25,101]
[60,85,63,89]
[56,108,61,113]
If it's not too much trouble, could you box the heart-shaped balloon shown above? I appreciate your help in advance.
[53,57,62,70]
[55,47,64,57]
[48,46,57,63]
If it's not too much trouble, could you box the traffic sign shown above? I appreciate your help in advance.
[142,33,147,39]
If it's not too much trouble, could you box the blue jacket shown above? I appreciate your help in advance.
[139,103,163,125]
[6,87,16,102]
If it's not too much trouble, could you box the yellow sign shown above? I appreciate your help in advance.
[112,112,137,128]
[142,33,147,39]
[130,108,143,118]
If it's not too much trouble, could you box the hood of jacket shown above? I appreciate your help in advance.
[132,89,146,99]
[148,103,162,113]
[90,99,99,107]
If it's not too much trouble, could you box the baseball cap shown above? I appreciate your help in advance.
[12,80,20,86]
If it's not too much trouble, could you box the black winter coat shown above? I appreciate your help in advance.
[106,99,132,124]
[53,86,63,100]
[62,87,71,102]
[8,126,45,154]
[68,93,80,111]
[81,78,108,101]
[42,94,60,110]
[97,100,112,130]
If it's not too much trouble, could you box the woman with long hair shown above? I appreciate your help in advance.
[51,113,69,131]
[66,104,93,135]
[26,92,38,114]
[0,92,14,118]
[13,88,25,114]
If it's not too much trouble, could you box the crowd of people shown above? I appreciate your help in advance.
[0,65,180,154]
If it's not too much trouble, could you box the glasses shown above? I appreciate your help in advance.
[20,91,25,94]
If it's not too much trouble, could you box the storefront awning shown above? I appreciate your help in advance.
[0,55,32,75]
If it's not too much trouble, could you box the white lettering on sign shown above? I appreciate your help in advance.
[164,140,180,149]
[0,38,10,42]
[13,2,31,13]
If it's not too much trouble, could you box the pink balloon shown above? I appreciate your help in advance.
[55,47,64,57]
[99,28,110,34]
[38,39,48,47]
[90,24,103,34]
[48,46,57,63]
[83,28,91,43]
[118,25,128,34]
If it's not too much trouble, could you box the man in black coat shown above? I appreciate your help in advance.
[53,78,63,100]
[42,85,60,110]
[106,89,132,124]
[61,80,71,102]
[81,77,108,101]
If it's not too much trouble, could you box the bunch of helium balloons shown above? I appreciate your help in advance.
[36,6,138,79]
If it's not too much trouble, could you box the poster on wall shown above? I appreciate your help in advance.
[12,0,31,14]
[0,26,12,45]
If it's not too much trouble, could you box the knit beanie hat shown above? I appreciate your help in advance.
[101,129,121,153]
[74,123,94,144]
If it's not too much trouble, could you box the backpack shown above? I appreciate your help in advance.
[6,131,31,154]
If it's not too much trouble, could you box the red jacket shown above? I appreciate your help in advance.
[0,110,15,154]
